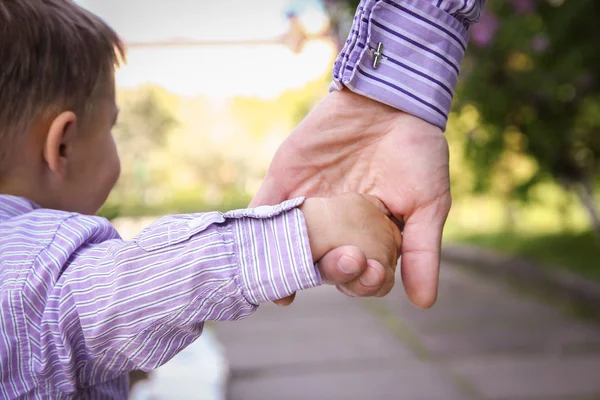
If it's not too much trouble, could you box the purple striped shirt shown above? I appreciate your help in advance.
[0,195,320,399]
[331,0,487,130]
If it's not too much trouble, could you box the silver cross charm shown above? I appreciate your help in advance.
[373,42,384,69]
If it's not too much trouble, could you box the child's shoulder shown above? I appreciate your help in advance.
[2,205,110,235]
[4,207,118,247]
[1,202,118,290]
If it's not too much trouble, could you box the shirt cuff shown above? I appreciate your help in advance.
[331,0,472,131]
[225,197,322,305]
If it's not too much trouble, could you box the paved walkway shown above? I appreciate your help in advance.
[214,262,600,400]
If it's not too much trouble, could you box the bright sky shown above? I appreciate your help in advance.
[77,0,335,99]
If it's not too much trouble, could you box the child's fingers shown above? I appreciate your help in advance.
[391,220,403,255]
[336,259,387,297]
[360,194,392,217]
[376,259,398,297]
[273,293,296,306]
[317,246,368,285]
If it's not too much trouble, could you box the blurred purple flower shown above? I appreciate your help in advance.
[531,34,549,52]
[470,12,499,47]
[510,0,536,14]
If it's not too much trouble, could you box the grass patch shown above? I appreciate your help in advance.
[447,230,600,280]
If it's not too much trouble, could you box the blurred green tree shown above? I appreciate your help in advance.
[98,86,177,219]
[458,0,600,232]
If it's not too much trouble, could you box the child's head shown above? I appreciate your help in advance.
[0,0,125,214]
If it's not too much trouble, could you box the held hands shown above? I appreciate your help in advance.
[300,194,402,298]
[252,89,451,308]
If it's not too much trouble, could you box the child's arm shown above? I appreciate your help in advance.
[34,198,319,392]
[31,195,400,392]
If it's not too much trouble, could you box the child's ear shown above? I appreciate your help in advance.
[44,111,78,177]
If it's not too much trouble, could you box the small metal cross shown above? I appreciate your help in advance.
[373,42,384,69]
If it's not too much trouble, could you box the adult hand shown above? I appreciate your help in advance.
[251,89,451,309]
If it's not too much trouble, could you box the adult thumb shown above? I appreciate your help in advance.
[250,174,288,208]
[400,201,448,309]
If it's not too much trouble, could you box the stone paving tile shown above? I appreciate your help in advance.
[215,288,416,371]
[447,354,600,399]
[215,262,600,400]
[217,316,415,370]
[419,321,600,358]
[387,294,565,335]
[228,360,468,400]
[383,266,567,333]
[377,264,600,359]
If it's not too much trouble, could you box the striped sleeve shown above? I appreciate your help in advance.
[34,198,319,391]
[331,0,486,130]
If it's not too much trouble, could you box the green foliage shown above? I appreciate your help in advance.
[458,1,600,200]
[334,0,360,11]
[97,203,120,221]
[98,86,178,220]
[97,67,331,219]
[229,74,329,140]
[107,86,177,210]
[451,230,600,280]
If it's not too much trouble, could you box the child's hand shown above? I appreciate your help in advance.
[300,193,402,292]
